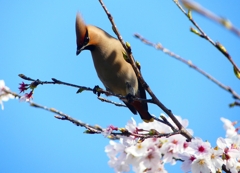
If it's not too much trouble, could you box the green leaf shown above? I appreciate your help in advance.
[188,10,192,19]
[229,102,236,108]
[190,27,200,36]
[76,88,85,93]
[220,18,232,29]
[216,42,227,54]
[125,42,131,49]
[122,51,129,61]
[233,66,240,79]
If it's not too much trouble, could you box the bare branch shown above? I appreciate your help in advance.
[134,34,240,101]
[181,0,240,37]
[98,96,127,107]
[4,89,188,141]
[19,75,156,105]
[18,75,180,129]
[173,0,240,76]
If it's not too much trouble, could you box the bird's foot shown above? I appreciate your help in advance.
[125,93,135,103]
[93,85,102,97]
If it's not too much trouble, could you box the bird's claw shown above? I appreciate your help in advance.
[126,93,135,103]
[93,85,102,97]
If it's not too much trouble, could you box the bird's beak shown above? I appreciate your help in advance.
[76,44,88,56]
[76,48,81,55]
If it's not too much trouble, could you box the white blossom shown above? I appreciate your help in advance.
[105,116,240,173]
[0,80,14,110]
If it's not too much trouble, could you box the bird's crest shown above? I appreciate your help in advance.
[75,13,87,47]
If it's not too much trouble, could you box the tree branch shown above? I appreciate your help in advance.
[134,33,240,102]
[181,0,240,37]
[173,0,240,76]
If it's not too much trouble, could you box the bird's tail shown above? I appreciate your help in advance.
[132,101,154,123]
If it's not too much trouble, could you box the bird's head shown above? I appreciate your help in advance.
[75,13,93,55]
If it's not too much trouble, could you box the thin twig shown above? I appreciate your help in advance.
[235,101,240,106]
[181,0,240,37]
[98,0,193,141]
[51,78,93,92]
[173,0,240,75]
[4,90,102,131]
[19,75,156,105]
[229,101,240,108]
[141,130,182,140]
[173,0,215,45]
[31,102,102,132]
[134,33,240,101]
[2,89,21,99]
[4,90,101,129]
[4,90,124,139]
[153,116,177,132]
[4,89,187,140]
[19,75,178,128]
[98,96,127,107]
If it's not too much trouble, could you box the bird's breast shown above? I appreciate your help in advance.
[91,48,138,96]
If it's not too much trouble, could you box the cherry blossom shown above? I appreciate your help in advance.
[18,81,29,93]
[20,90,33,102]
[191,156,214,173]
[221,117,237,138]
[102,125,118,137]
[0,80,14,110]
[105,116,240,173]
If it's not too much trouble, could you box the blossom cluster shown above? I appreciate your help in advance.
[18,81,34,101]
[104,115,240,173]
[0,80,35,107]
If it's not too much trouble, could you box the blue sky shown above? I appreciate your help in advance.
[1,0,239,172]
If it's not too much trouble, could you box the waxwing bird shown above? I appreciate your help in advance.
[75,13,154,123]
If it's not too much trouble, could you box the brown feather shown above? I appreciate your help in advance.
[75,13,87,47]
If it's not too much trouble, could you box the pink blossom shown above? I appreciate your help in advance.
[102,125,118,137]
[179,153,196,172]
[217,137,240,171]
[125,117,138,134]
[161,135,186,165]
[20,90,33,102]
[191,156,214,173]
[18,82,29,93]
[186,138,211,157]
[221,117,237,138]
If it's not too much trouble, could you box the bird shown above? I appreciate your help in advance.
[75,13,154,123]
